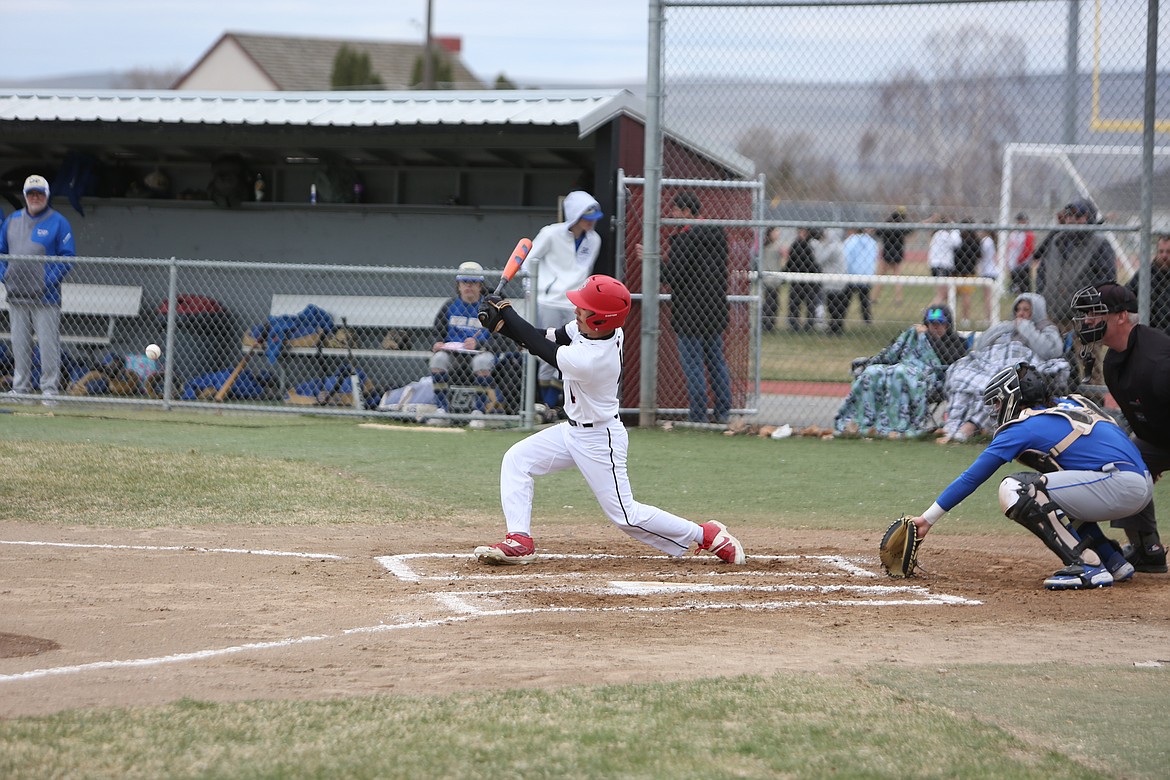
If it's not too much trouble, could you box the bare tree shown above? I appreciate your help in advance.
[736,127,845,202]
[115,67,185,89]
[864,24,1027,209]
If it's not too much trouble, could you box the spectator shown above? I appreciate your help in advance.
[426,261,501,427]
[977,228,999,324]
[759,226,784,332]
[937,292,1068,443]
[1126,234,1170,333]
[1072,283,1169,573]
[841,227,878,327]
[834,304,968,439]
[1036,198,1116,386]
[0,175,75,406]
[1005,212,1036,294]
[953,221,982,327]
[1035,198,1115,330]
[812,228,847,335]
[526,190,603,413]
[873,208,912,305]
[927,215,960,307]
[784,227,820,333]
[660,191,732,424]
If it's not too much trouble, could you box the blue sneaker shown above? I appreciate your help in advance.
[1044,563,1113,590]
[1095,544,1135,583]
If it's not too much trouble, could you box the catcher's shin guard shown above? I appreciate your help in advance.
[998,473,1099,566]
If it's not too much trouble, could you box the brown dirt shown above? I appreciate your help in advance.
[2,521,1168,717]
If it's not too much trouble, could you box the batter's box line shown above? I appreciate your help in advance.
[431,581,983,613]
[0,539,346,559]
[376,552,877,582]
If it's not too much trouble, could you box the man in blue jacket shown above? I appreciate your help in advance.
[0,175,75,405]
[908,362,1153,590]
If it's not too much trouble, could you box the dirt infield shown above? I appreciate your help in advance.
[2,521,1169,717]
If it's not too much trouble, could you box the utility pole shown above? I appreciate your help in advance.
[423,0,434,89]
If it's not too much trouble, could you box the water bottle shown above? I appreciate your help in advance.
[310,183,318,204]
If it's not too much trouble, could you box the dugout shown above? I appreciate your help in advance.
[0,88,751,405]
[0,89,747,278]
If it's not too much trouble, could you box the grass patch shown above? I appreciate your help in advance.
[0,675,1108,780]
[868,664,1170,779]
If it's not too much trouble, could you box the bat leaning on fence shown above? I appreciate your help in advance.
[215,322,268,402]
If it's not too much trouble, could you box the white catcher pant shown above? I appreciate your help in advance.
[501,421,703,556]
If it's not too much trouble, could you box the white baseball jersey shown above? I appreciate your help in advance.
[553,320,621,424]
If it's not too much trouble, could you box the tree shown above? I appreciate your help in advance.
[494,73,517,90]
[411,51,454,89]
[863,24,1027,209]
[115,67,184,89]
[331,45,384,90]
[735,126,846,203]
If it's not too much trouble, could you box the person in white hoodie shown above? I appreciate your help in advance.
[525,190,604,410]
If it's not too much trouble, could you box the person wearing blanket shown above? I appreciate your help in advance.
[938,292,1068,443]
[834,304,968,439]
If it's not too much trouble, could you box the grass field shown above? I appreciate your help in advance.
[2,407,1168,779]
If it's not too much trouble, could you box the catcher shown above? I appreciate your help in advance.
[896,362,1152,590]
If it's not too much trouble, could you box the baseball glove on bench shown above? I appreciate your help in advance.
[879,515,922,578]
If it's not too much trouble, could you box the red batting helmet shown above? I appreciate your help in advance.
[566,275,631,332]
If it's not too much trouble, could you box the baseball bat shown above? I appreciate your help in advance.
[492,238,533,296]
[216,322,268,402]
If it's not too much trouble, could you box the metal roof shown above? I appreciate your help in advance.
[0,88,645,140]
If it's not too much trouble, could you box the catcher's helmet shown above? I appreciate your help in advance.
[1071,283,1137,343]
[566,275,631,333]
[983,362,1050,429]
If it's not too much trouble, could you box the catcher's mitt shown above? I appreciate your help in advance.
[879,515,922,578]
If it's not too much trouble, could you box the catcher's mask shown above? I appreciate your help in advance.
[566,275,631,333]
[983,362,1050,429]
[1071,283,1137,343]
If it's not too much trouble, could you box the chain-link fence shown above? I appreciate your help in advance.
[630,0,1165,435]
[0,255,534,426]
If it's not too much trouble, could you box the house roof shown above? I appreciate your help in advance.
[174,32,483,91]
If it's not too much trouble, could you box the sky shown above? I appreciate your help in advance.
[1,0,650,85]
[1,0,1159,86]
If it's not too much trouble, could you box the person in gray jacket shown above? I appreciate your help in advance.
[938,292,1069,442]
[0,175,76,405]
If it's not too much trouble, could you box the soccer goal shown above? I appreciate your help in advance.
[998,142,1170,280]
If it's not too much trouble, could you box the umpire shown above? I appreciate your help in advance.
[1073,283,1170,572]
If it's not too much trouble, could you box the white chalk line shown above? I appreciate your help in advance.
[0,539,346,560]
[375,552,879,583]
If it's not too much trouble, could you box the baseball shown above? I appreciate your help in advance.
[145,344,162,360]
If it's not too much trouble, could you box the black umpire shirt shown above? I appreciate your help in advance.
[1103,324,1170,450]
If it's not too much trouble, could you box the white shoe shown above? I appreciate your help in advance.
[468,410,487,429]
[425,415,451,427]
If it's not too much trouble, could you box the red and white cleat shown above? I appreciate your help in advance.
[699,521,745,564]
[474,532,537,565]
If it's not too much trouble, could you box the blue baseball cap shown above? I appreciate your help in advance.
[924,306,950,324]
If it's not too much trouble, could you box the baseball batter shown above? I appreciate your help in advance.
[909,362,1153,590]
[473,274,745,565]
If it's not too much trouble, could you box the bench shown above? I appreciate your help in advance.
[264,294,448,359]
[0,282,143,345]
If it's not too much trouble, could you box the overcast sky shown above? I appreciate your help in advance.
[2,0,649,85]
[1,0,1158,86]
